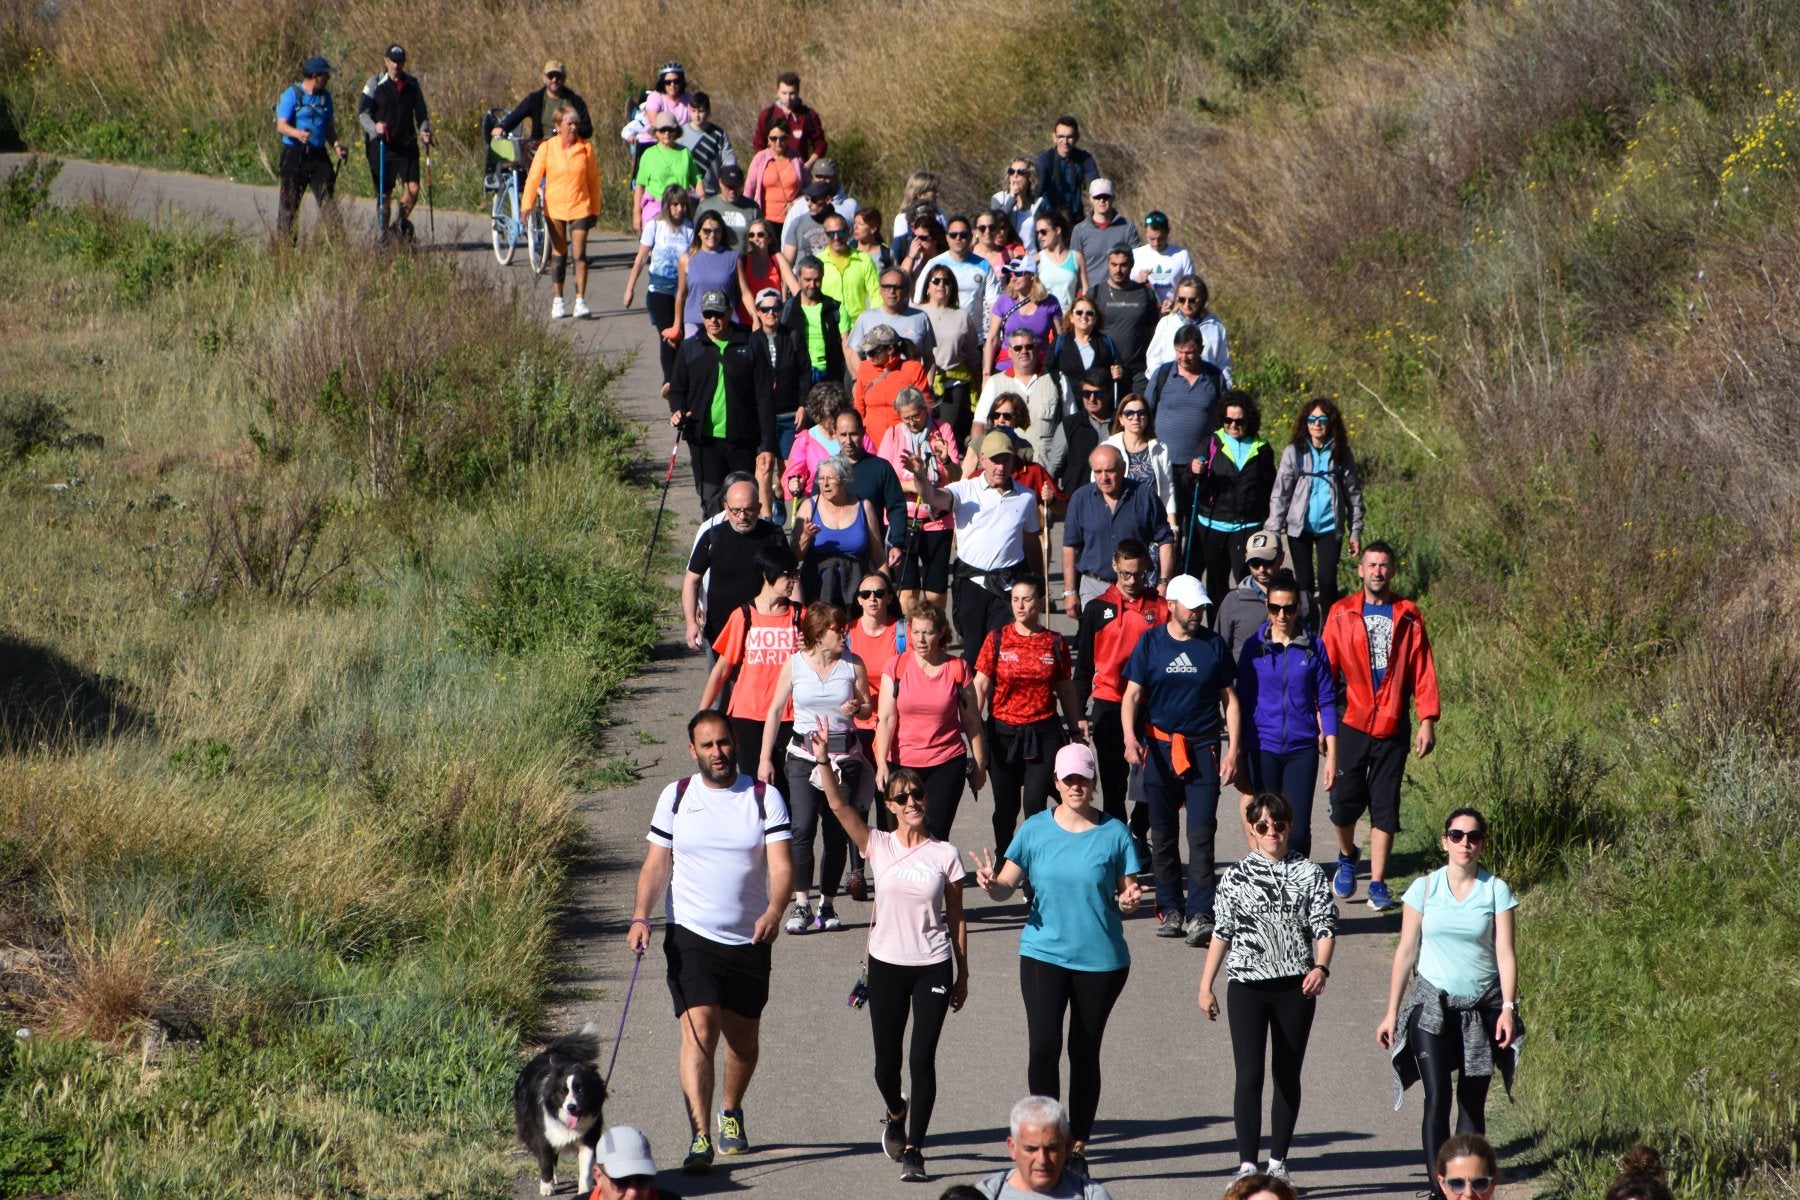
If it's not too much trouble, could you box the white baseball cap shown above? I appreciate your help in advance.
[1165,574,1211,610]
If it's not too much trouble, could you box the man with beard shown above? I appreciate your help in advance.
[628,712,794,1175]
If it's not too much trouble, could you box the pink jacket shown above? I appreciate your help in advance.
[782,425,877,497]
[745,148,806,213]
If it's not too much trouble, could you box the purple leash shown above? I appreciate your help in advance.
[604,949,644,1086]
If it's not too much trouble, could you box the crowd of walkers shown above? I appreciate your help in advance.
[272,47,1556,1200]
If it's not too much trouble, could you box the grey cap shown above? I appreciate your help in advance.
[699,289,732,315]
[860,324,900,352]
[596,1126,656,1179]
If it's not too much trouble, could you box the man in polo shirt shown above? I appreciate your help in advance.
[685,476,785,653]
[1061,445,1174,616]
[1091,247,1159,396]
[1074,538,1166,863]
[905,431,1043,664]
[1070,179,1141,287]
[1120,574,1240,948]
[1145,323,1225,551]
[696,164,761,236]
[628,711,794,1174]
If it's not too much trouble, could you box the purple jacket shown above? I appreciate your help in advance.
[1235,623,1338,755]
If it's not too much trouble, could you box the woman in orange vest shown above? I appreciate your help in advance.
[522,103,602,319]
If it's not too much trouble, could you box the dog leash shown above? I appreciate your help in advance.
[603,949,644,1086]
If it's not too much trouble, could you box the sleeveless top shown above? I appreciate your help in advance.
[808,498,870,558]
[790,653,858,739]
[684,249,741,328]
[1037,249,1080,311]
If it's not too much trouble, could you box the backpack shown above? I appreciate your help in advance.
[670,775,768,830]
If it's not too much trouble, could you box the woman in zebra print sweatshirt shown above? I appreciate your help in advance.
[1197,791,1337,1185]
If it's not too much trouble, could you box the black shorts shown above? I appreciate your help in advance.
[897,527,952,593]
[552,215,597,232]
[1328,723,1408,834]
[664,924,772,1018]
[368,144,421,187]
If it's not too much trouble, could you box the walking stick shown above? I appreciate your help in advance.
[425,141,435,242]
[376,135,386,239]
[641,430,684,582]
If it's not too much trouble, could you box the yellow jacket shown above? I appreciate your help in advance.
[522,136,602,221]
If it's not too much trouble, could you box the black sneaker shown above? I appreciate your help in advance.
[881,1104,907,1161]
[1068,1149,1089,1178]
[1184,913,1215,947]
[900,1148,929,1182]
[1156,910,1187,938]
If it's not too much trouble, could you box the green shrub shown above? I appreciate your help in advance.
[0,153,59,222]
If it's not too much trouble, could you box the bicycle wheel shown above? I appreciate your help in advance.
[527,204,549,274]
[491,180,517,266]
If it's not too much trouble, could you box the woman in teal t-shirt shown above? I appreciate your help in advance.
[1376,807,1520,1200]
[973,742,1144,1176]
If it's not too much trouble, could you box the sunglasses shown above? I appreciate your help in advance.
[1008,166,1029,175]
[1121,408,1148,419]
[545,73,565,81]
[1035,227,1053,237]
[825,228,849,238]
[747,231,769,240]
[1010,344,1036,354]
[1081,389,1106,399]
[1446,828,1487,844]
[975,222,996,232]
[857,588,890,599]
[757,304,780,313]
[1443,1178,1493,1194]
[1253,820,1291,835]
[1307,414,1331,424]
[656,127,679,135]
[700,226,723,235]
[891,788,928,806]
[1267,601,1299,615]
[1221,416,1247,426]
[947,229,971,239]
[1176,295,1201,305]
[990,411,1018,422]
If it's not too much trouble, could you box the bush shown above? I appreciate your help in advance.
[0,153,58,222]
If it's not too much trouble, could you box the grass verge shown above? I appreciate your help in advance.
[0,158,659,1197]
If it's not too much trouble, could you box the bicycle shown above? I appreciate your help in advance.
[483,122,549,272]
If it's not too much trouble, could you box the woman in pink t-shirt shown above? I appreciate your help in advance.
[810,730,967,1183]
[873,601,987,842]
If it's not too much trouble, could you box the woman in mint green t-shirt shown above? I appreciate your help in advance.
[973,742,1144,1176]
[1376,807,1519,1200]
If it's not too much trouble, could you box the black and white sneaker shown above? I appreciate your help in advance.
[1156,910,1187,938]
[881,1103,907,1161]
[900,1148,929,1182]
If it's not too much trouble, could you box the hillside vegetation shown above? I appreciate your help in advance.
[4,0,1800,1195]
[0,161,659,1195]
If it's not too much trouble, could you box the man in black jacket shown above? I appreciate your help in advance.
[359,45,431,240]
[670,291,773,519]
[490,60,593,142]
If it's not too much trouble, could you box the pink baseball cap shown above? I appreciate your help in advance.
[1055,743,1098,780]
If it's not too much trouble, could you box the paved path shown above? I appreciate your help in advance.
[6,154,1435,1200]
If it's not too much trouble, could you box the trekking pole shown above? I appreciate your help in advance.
[640,429,684,583]
[376,135,386,239]
[425,141,435,242]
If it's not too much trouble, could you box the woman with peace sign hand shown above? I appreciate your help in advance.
[972,742,1144,1179]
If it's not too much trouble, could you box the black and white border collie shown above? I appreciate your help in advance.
[514,1023,609,1195]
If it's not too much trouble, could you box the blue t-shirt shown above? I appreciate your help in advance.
[1403,867,1517,997]
[276,84,334,148]
[1304,444,1336,534]
[1121,625,1234,742]
[1005,809,1140,972]
[1362,601,1394,691]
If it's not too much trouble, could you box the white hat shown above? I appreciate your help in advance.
[596,1125,657,1179]
[1164,574,1211,610]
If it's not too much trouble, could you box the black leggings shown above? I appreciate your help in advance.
[1019,955,1129,1145]
[899,755,968,843]
[867,956,954,1149]
[1196,525,1252,611]
[1409,1006,1495,1198]
[646,291,678,385]
[1226,976,1316,1164]
[988,719,1064,856]
[1291,530,1344,613]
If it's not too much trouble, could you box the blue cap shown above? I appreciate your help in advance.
[301,56,333,76]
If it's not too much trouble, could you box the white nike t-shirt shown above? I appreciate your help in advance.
[648,774,792,945]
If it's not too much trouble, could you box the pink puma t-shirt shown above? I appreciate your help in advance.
[864,830,966,967]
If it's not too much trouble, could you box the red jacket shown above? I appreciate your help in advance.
[1075,585,1170,708]
[1321,593,1439,739]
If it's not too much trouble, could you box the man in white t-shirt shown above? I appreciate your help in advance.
[628,712,794,1175]
[974,1096,1114,1200]
[1130,211,1194,310]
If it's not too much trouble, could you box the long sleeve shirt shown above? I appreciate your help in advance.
[1213,852,1336,981]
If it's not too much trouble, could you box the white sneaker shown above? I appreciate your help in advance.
[1266,1157,1290,1181]
[550,296,567,320]
[572,296,591,318]
[1235,1162,1259,1180]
